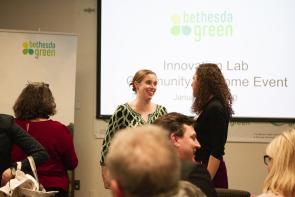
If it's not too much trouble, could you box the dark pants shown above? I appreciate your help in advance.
[202,159,228,188]
[212,159,228,188]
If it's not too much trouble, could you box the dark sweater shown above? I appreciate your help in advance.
[12,119,78,191]
[194,97,230,188]
[194,97,229,162]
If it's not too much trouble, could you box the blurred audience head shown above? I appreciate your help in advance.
[106,125,180,197]
[174,181,206,197]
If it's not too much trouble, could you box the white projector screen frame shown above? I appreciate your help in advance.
[97,0,295,121]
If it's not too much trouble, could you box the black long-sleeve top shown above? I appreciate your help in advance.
[0,114,48,176]
[194,97,229,162]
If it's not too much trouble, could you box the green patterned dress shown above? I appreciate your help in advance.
[99,103,167,165]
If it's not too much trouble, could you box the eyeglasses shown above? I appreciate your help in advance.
[263,155,272,166]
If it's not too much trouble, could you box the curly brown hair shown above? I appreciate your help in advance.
[13,82,56,120]
[192,63,233,116]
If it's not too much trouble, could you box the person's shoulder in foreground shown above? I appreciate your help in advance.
[181,160,216,197]
[0,113,13,127]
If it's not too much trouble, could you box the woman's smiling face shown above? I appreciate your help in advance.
[135,73,157,100]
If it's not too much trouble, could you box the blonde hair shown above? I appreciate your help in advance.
[106,125,180,197]
[263,129,295,196]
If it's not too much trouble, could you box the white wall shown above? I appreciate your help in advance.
[0,0,110,196]
[0,1,288,196]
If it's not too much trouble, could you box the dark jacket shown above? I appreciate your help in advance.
[181,160,217,197]
[0,114,48,177]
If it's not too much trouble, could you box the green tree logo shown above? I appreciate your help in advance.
[22,42,34,55]
[170,15,192,36]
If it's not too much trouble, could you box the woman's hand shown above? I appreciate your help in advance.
[1,168,14,186]
[207,155,220,180]
[101,166,111,189]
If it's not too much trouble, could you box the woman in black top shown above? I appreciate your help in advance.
[191,63,233,188]
[0,114,48,186]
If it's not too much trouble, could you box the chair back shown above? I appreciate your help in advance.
[66,123,75,197]
[216,188,251,197]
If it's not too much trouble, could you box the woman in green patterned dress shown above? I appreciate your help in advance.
[99,69,167,188]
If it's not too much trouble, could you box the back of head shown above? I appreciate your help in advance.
[263,129,295,196]
[13,82,56,120]
[173,181,206,197]
[106,125,180,197]
[154,112,194,137]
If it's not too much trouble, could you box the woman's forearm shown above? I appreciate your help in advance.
[207,155,220,180]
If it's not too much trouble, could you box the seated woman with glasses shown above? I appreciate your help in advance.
[258,129,295,197]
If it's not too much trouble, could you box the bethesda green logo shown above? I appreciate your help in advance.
[170,11,233,41]
[22,41,56,58]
